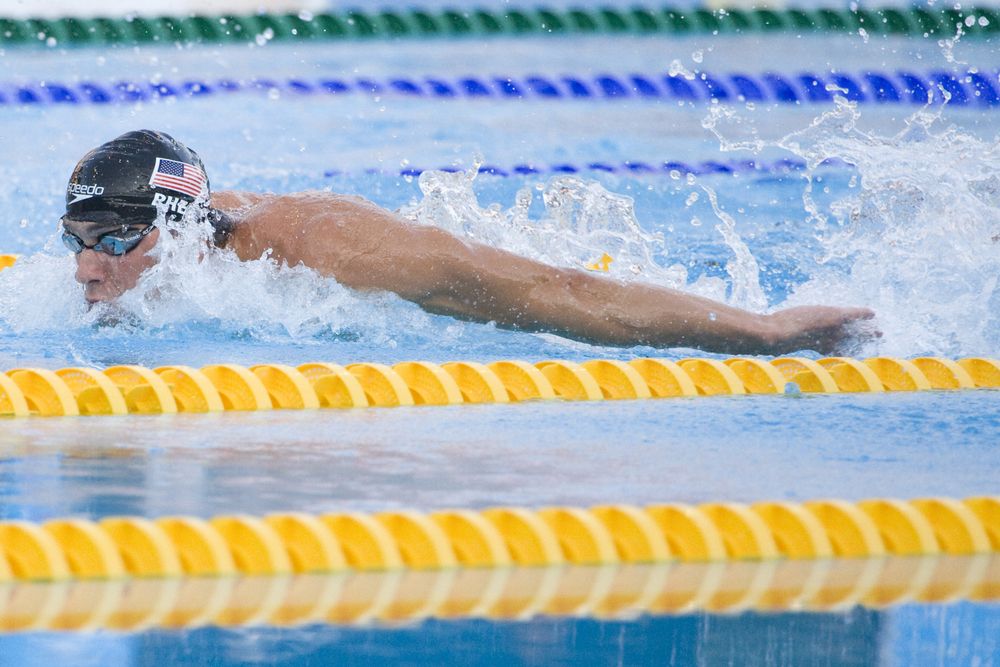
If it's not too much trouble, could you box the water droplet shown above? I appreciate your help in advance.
[708,312,717,321]
[691,49,703,63]
[685,192,700,207]
[690,217,702,227]
[669,170,681,180]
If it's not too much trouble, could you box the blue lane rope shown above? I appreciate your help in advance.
[322,156,851,179]
[2,69,997,108]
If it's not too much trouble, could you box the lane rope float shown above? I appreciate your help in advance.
[0,5,996,49]
[0,496,994,575]
[0,496,995,631]
[2,68,997,109]
[0,355,996,418]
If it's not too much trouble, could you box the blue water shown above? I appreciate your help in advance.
[1,391,998,519]
[0,15,998,667]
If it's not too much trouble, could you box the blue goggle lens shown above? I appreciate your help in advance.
[62,225,154,256]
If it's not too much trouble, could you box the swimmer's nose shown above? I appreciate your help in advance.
[75,248,107,291]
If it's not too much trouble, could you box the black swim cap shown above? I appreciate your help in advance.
[64,130,231,245]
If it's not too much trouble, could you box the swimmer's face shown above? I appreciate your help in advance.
[73,228,160,303]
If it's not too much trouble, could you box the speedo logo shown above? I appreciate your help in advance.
[152,192,190,214]
[67,182,105,205]
[68,183,105,196]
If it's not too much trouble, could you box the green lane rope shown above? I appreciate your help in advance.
[0,6,997,48]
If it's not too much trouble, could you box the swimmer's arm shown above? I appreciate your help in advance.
[221,192,872,353]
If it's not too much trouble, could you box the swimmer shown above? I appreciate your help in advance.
[62,130,874,354]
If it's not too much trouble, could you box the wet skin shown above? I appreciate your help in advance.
[73,228,160,304]
[70,193,875,354]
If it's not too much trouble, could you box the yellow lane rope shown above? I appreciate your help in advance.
[1,497,995,582]
[0,356,997,418]
[0,496,996,631]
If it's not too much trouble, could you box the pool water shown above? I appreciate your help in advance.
[0,6,998,665]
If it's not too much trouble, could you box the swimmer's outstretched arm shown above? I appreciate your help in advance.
[217,191,873,354]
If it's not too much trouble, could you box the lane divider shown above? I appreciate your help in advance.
[0,551,996,631]
[0,5,996,49]
[0,356,997,418]
[326,156,850,180]
[0,497,995,630]
[2,68,997,109]
[0,497,994,577]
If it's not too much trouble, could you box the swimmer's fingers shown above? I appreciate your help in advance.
[766,305,879,355]
[838,307,876,323]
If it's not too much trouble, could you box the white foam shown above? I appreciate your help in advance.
[706,95,1000,356]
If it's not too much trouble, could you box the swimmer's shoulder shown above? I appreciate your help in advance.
[213,190,370,214]
[214,190,385,231]
[212,191,274,256]
[212,190,270,213]
[211,190,378,260]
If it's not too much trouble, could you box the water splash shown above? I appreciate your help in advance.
[0,204,437,346]
[706,94,1000,356]
[399,165,691,287]
[701,185,766,312]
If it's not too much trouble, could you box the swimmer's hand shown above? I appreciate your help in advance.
[761,306,878,355]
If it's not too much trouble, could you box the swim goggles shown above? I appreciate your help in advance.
[61,223,156,256]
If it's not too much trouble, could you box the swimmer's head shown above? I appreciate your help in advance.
[62,130,229,303]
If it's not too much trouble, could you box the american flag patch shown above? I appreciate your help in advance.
[148,158,206,198]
